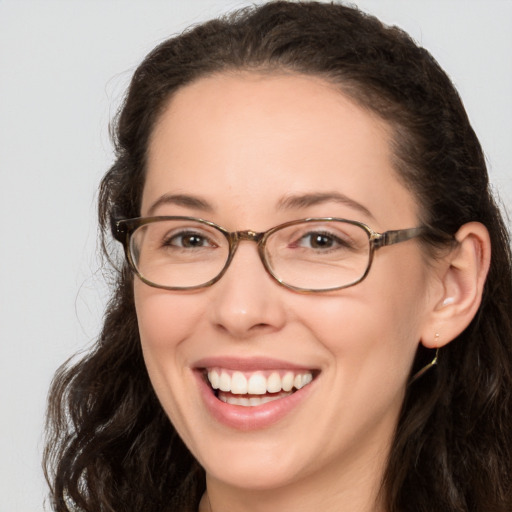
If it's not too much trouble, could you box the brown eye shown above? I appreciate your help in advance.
[306,233,335,249]
[164,231,215,249]
[295,231,351,251]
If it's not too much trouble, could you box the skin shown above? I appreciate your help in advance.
[135,73,445,512]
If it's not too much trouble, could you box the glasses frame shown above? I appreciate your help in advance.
[112,216,426,293]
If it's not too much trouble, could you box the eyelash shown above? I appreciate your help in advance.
[290,231,354,251]
[163,230,217,249]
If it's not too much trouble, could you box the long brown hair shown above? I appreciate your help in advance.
[44,2,512,511]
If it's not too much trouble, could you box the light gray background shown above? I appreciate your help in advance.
[1,1,510,510]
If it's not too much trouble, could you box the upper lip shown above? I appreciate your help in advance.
[193,356,317,372]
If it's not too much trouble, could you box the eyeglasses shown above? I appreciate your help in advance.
[112,216,425,293]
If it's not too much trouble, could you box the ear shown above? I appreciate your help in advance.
[421,222,491,349]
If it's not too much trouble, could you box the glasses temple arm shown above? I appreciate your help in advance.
[373,227,426,248]
[110,216,127,242]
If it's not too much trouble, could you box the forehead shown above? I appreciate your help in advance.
[143,72,419,229]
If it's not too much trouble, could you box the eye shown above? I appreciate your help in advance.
[164,230,217,249]
[300,232,336,249]
[295,231,352,250]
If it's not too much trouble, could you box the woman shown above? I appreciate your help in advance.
[44,2,512,511]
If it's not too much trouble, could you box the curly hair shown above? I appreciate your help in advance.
[44,2,512,511]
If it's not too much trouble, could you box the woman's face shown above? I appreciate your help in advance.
[135,73,437,494]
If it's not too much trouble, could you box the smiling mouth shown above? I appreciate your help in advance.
[203,368,317,407]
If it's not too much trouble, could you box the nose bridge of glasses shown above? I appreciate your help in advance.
[234,230,264,243]
[226,229,268,272]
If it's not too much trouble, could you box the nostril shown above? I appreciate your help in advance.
[213,320,274,337]
[252,323,272,330]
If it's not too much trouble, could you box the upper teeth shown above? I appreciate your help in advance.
[207,369,313,395]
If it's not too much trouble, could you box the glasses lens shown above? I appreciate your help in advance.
[265,220,371,290]
[129,219,229,288]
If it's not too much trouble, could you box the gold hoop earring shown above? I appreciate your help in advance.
[409,334,440,384]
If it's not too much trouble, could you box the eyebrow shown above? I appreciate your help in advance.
[147,193,214,216]
[146,191,374,220]
[277,192,375,220]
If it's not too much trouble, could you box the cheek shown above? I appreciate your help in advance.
[133,282,203,404]
[298,252,430,376]
[134,282,203,351]
[133,282,208,445]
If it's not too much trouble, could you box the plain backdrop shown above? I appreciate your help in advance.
[0,1,510,510]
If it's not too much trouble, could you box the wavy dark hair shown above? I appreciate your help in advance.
[44,2,512,511]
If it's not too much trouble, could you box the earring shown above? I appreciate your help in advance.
[409,334,440,384]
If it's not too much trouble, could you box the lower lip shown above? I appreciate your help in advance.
[194,371,316,431]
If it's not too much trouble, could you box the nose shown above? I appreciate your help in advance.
[208,241,287,339]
